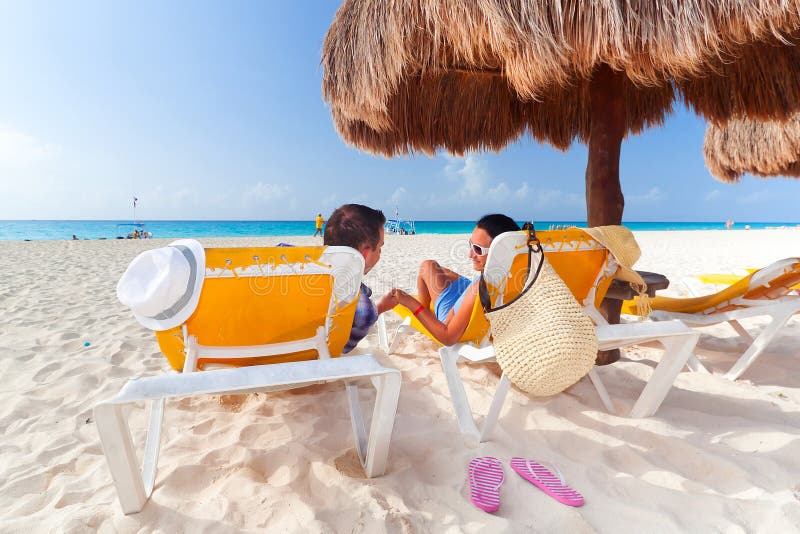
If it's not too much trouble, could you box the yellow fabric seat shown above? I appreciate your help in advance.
[392,294,490,346]
[155,246,359,370]
[695,270,800,290]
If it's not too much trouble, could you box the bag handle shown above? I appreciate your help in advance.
[479,222,544,314]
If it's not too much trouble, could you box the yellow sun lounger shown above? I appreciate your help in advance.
[696,270,800,290]
[379,228,700,443]
[622,257,800,380]
[95,243,401,514]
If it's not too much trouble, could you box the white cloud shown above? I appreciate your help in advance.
[0,128,60,166]
[628,186,664,203]
[390,186,407,205]
[444,154,517,202]
[242,181,291,207]
[529,188,582,209]
[514,182,530,199]
[487,182,510,198]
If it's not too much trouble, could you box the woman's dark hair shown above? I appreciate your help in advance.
[324,204,386,250]
[476,214,520,239]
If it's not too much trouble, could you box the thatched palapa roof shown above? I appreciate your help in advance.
[704,114,800,182]
[322,1,800,156]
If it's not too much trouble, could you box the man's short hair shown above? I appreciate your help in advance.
[324,204,386,250]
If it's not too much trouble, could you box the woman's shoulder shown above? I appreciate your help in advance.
[463,280,480,299]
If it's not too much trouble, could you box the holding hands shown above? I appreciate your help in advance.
[389,288,416,308]
[376,288,417,315]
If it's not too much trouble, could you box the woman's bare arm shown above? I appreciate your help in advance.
[394,285,477,346]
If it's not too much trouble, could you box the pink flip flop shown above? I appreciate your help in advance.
[510,457,584,507]
[467,456,504,512]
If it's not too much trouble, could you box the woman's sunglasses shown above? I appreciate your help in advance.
[469,239,490,257]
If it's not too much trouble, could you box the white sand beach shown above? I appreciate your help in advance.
[1,229,799,532]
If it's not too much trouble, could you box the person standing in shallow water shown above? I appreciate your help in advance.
[313,213,324,237]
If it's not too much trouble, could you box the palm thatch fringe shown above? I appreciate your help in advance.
[322,0,800,156]
[704,114,800,182]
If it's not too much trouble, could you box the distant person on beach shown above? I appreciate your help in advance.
[313,213,324,237]
[72,234,78,240]
[390,214,520,346]
[324,204,397,353]
[726,219,734,230]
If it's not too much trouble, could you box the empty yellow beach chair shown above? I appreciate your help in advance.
[95,241,401,514]
[623,258,800,380]
[380,228,699,443]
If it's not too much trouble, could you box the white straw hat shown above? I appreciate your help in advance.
[117,239,206,331]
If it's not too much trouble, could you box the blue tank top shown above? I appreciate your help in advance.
[434,275,478,322]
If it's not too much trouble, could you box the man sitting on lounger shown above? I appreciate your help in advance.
[324,204,398,352]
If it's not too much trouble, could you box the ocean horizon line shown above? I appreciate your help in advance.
[3,218,800,224]
[2,219,799,242]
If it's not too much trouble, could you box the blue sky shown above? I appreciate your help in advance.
[1,1,798,223]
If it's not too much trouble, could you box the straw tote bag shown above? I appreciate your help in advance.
[479,228,598,397]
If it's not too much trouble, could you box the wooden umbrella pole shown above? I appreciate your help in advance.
[586,63,625,226]
[586,63,626,364]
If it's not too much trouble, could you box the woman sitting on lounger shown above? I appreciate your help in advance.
[391,214,520,346]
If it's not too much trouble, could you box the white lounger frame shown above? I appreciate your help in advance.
[96,328,401,514]
[97,247,401,514]
[378,231,700,443]
[649,258,800,380]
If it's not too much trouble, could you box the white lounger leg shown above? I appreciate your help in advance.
[364,372,401,476]
[141,398,165,498]
[685,354,711,373]
[377,314,413,355]
[593,320,700,418]
[345,371,402,478]
[587,368,616,414]
[724,304,798,380]
[479,374,511,442]
[629,331,700,418]
[94,400,162,514]
[728,320,755,344]
[376,314,390,353]
[438,346,481,444]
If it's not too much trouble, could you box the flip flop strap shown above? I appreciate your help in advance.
[528,459,566,486]
[469,457,504,491]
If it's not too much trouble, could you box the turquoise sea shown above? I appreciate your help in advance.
[1,220,799,241]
